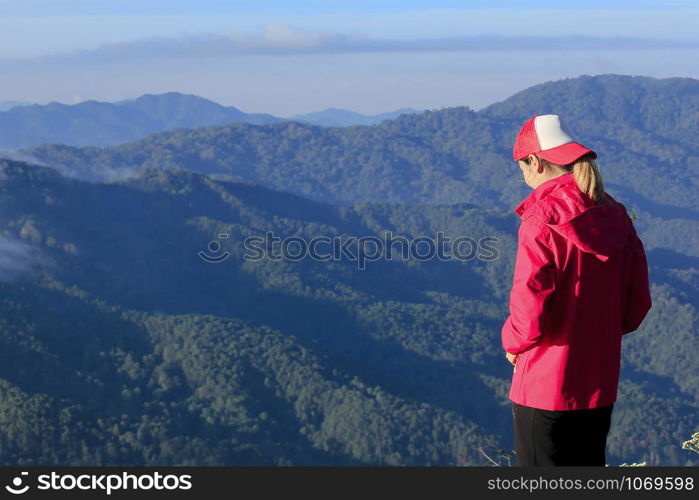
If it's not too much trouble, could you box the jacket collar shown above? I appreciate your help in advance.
[514,172,575,218]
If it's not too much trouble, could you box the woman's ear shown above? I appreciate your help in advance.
[527,154,541,172]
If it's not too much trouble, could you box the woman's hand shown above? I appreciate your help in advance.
[505,352,518,366]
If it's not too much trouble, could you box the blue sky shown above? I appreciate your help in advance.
[1,0,698,115]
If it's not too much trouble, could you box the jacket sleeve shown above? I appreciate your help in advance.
[622,222,652,334]
[501,216,557,355]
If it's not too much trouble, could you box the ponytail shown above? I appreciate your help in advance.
[535,153,606,204]
[567,154,606,204]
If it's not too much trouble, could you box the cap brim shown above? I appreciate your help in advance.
[537,142,596,165]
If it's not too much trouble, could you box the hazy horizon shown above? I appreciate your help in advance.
[0,92,430,118]
[2,1,699,115]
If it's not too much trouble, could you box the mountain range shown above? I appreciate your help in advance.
[0,92,282,150]
[0,73,697,466]
[0,94,421,151]
[289,107,421,127]
[17,75,699,262]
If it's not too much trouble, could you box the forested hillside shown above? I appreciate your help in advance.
[22,74,699,217]
[0,159,696,465]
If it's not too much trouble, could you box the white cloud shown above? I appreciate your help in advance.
[0,237,42,283]
[6,25,699,65]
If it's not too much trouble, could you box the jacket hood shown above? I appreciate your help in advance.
[515,173,632,262]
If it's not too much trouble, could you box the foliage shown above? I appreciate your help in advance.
[0,158,696,466]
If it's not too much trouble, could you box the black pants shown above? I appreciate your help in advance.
[512,402,613,466]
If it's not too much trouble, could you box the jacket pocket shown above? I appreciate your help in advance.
[516,349,531,395]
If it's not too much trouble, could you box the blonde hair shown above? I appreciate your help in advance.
[529,153,606,204]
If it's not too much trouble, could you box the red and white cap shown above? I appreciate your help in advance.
[513,114,596,165]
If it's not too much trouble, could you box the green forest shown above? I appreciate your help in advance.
[0,74,697,465]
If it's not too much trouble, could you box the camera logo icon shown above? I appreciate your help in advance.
[5,472,29,494]
[198,233,231,263]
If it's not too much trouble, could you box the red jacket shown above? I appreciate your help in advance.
[501,172,652,410]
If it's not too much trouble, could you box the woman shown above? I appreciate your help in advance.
[501,114,652,466]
